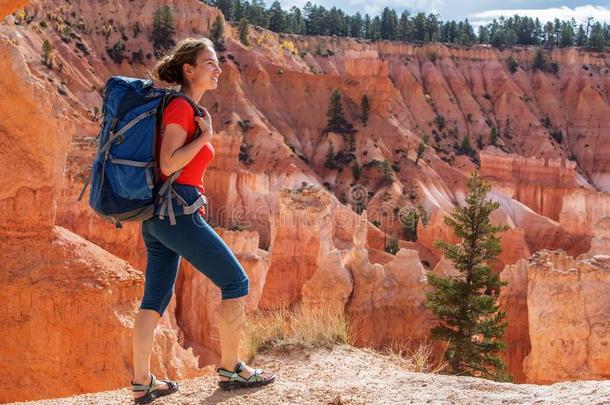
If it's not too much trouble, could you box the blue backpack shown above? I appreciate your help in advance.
[79,76,207,227]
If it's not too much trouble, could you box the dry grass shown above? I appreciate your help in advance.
[382,338,448,374]
[243,305,354,361]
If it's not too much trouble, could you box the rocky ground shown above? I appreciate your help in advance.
[14,345,610,405]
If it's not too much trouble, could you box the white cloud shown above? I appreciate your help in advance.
[469,5,610,27]
[346,0,445,17]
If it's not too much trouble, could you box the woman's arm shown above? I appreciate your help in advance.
[159,116,212,176]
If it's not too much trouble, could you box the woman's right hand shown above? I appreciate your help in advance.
[195,107,213,142]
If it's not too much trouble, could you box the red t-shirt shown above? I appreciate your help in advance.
[158,98,214,216]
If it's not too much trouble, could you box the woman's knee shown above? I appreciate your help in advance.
[220,274,249,300]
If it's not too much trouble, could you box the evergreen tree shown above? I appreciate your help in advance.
[152,6,175,58]
[41,39,54,69]
[325,90,353,134]
[543,21,555,47]
[360,94,369,126]
[427,13,440,41]
[415,141,425,166]
[560,21,574,47]
[324,142,337,169]
[458,134,475,157]
[489,127,498,146]
[589,22,605,51]
[576,24,587,46]
[532,48,546,71]
[247,0,268,28]
[211,15,226,51]
[216,0,234,20]
[477,25,490,44]
[458,19,476,44]
[238,17,250,46]
[397,11,411,41]
[286,6,305,34]
[400,208,420,241]
[413,12,428,41]
[369,16,381,40]
[380,7,397,40]
[363,14,371,39]
[268,1,286,32]
[426,171,511,381]
[351,12,364,37]
[233,0,245,21]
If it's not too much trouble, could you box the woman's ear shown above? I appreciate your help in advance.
[183,63,194,79]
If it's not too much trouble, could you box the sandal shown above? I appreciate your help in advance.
[131,374,178,404]
[217,360,276,391]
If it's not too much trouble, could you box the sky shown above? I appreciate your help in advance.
[276,0,610,27]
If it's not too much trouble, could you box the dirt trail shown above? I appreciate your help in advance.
[13,345,610,404]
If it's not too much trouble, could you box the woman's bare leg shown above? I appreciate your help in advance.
[217,296,263,379]
[132,309,169,397]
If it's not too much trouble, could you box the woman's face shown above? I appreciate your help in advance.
[185,47,222,91]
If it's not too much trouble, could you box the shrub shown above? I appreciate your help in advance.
[106,40,126,64]
[434,115,446,130]
[550,129,563,143]
[131,48,144,64]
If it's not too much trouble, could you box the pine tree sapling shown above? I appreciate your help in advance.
[426,171,511,381]
[416,142,426,166]
[41,39,55,69]
[211,15,226,51]
[238,18,250,46]
[360,94,370,126]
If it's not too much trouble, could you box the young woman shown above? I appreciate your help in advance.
[130,37,275,404]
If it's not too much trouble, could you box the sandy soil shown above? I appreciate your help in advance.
[12,345,610,404]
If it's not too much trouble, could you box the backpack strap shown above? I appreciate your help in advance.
[155,92,208,225]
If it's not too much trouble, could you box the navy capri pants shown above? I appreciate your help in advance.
[139,211,250,315]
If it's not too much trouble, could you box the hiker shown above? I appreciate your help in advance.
[130,37,275,404]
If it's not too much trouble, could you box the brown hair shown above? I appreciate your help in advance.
[153,37,215,85]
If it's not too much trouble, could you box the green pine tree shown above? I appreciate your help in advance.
[458,134,475,157]
[152,6,176,58]
[489,127,498,146]
[532,48,546,71]
[238,17,250,46]
[325,89,353,134]
[360,94,370,126]
[426,171,511,382]
[211,15,226,51]
[41,39,54,69]
[588,22,605,52]
[415,142,425,166]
